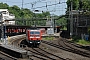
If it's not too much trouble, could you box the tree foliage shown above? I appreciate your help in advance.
[67,0,90,11]
[0,3,51,25]
[56,17,67,29]
[0,3,9,9]
[0,3,51,19]
[0,2,67,26]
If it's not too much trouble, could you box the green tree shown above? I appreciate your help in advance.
[0,3,9,9]
[22,8,33,19]
[82,0,90,11]
[0,3,51,26]
[56,17,67,26]
[67,0,90,11]
[67,0,79,10]
[9,5,21,18]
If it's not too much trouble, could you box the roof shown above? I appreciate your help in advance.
[0,9,8,12]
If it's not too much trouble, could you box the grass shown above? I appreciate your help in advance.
[42,37,55,40]
[71,36,90,45]
[77,39,90,45]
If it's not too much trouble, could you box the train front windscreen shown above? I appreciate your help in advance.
[30,31,40,34]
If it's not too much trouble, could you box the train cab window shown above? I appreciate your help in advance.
[30,31,34,34]
[35,32,40,34]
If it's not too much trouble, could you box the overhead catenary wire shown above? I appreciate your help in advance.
[1,0,67,16]
[17,0,66,9]
[0,0,47,7]
[17,0,47,6]
[1,0,66,10]
[33,2,66,9]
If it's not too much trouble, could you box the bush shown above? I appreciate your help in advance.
[72,36,81,42]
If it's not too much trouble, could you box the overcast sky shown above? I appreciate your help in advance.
[0,0,67,16]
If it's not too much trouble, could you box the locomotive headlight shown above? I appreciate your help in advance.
[30,42,32,43]
[37,42,40,43]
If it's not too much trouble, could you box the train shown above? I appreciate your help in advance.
[25,28,45,47]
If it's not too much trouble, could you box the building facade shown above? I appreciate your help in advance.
[72,10,90,39]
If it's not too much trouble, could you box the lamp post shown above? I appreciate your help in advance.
[22,0,24,25]
[70,0,73,38]
[33,10,38,27]
[0,13,4,41]
[33,10,43,27]
[4,23,6,44]
[51,14,55,33]
[0,12,6,44]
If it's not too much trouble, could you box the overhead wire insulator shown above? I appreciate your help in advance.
[59,0,60,4]
[42,11,43,12]
[31,3,34,8]
[46,3,47,8]
[46,2,48,10]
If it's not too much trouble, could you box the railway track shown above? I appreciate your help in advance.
[25,47,67,60]
[59,38,90,52]
[64,38,90,51]
[9,35,68,60]
[5,34,90,59]
[58,38,90,57]
[6,35,46,60]
[38,47,65,60]
[25,47,54,60]
[19,44,72,60]
[41,40,90,58]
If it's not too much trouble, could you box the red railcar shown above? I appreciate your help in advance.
[40,28,46,35]
[26,29,42,46]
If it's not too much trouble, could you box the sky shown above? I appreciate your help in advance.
[0,0,67,16]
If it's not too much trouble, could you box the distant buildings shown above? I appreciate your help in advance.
[71,10,90,38]
[0,9,15,25]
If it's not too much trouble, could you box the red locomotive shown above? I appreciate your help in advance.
[26,29,42,47]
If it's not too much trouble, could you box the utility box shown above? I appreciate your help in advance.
[47,28,54,35]
[85,34,89,41]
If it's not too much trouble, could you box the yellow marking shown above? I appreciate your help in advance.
[8,36,10,44]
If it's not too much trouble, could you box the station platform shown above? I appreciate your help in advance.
[0,44,27,58]
[1,44,27,54]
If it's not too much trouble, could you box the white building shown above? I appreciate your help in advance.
[0,9,15,25]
